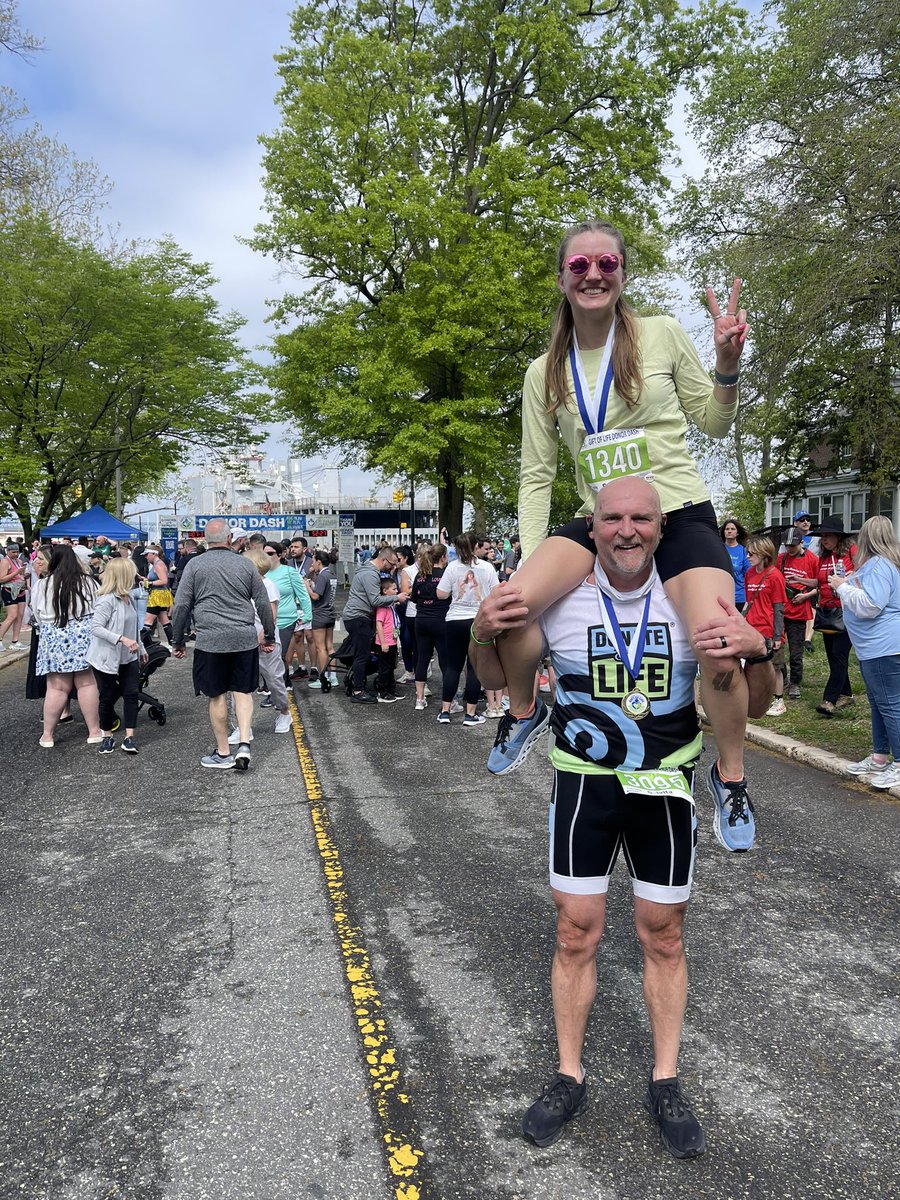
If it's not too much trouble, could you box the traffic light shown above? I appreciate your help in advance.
[392,488,404,504]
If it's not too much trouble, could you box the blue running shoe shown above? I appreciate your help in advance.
[708,760,755,852]
[487,699,550,775]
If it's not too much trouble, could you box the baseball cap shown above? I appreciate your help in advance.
[72,544,91,562]
[229,524,249,538]
[784,527,805,546]
[793,510,811,521]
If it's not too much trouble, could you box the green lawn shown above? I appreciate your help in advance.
[750,640,874,763]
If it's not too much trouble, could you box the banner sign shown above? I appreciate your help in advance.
[190,513,307,534]
[160,526,178,564]
[338,512,355,562]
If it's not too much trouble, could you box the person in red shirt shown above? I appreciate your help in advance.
[812,516,857,715]
[777,529,819,699]
[745,535,788,715]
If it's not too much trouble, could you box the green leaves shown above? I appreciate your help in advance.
[676,0,900,504]
[0,216,263,538]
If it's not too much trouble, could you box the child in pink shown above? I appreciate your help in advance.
[375,579,402,703]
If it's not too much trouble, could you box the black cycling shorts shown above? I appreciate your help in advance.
[549,768,697,904]
[192,647,259,699]
[552,500,732,583]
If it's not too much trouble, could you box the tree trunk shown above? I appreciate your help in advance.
[436,446,465,535]
[469,483,486,534]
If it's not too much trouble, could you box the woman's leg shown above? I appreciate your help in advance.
[0,601,24,642]
[93,667,118,732]
[414,618,437,702]
[494,536,596,716]
[42,672,72,739]
[832,630,852,699]
[441,620,468,709]
[664,567,748,782]
[312,628,327,675]
[459,621,482,712]
[73,667,101,737]
[859,656,900,758]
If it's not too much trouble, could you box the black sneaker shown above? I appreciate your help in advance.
[120,736,138,754]
[522,1073,588,1148]
[643,1073,706,1158]
[349,691,372,703]
[260,695,274,708]
[98,736,115,755]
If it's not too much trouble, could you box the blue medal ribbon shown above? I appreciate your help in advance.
[599,588,652,690]
[569,326,615,436]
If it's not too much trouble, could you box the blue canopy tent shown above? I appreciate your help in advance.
[40,504,148,541]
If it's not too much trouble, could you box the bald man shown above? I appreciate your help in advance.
[471,478,770,1158]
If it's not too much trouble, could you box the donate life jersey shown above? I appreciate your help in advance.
[539,562,701,775]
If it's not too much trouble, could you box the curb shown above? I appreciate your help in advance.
[700,708,900,797]
[0,648,28,673]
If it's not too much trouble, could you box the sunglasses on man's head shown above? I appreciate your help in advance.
[564,253,623,276]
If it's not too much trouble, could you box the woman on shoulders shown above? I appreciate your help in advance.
[829,516,900,789]
[490,218,763,830]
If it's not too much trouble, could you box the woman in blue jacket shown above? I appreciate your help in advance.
[831,516,900,789]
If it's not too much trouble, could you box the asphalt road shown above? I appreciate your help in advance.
[1,646,898,1200]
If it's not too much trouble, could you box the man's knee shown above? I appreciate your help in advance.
[556,906,604,960]
[636,902,687,963]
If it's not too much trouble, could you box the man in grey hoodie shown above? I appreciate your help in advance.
[342,543,399,702]
[171,518,277,770]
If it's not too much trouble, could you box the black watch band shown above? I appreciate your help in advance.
[744,651,773,665]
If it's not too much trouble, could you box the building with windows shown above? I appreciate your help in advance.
[767,475,899,533]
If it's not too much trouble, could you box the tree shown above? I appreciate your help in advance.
[254,0,746,531]
[0,0,110,238]
[675,0,900,512]
[0,216,264,540]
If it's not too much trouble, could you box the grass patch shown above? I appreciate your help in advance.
[750,641,873,763]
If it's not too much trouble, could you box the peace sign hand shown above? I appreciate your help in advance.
[706,278,748,373]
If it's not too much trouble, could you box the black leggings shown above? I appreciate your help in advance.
[442,618,482,706]
[414,614,447,682]
[821,629,852,704]
[93,659,140,730]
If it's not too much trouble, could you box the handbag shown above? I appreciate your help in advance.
[813,606,845,633]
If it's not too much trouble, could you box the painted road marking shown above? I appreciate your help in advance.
[289,695,429,1200]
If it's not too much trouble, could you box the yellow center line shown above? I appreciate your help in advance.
[289,694,428,1200]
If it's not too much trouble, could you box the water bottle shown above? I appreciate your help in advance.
[836,558,845,577]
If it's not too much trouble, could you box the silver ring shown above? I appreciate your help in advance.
[720,636,728,648]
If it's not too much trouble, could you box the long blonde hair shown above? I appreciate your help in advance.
[98,556,139,597]
[545,219,642,414]
[855,515,900,571]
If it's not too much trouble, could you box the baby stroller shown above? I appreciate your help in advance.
[138,634,170,725]
[325,632,379,696]
[110,632,169,730]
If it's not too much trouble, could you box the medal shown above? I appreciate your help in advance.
[621,688,651,720]
[597,581,653,720]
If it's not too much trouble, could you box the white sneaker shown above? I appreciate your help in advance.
[845,755,889,776]
[328,671,338,685]
[870,762,900,790]
[274,712,293,734]
[398,671,414,684]
[423,685,432,697]
[449,700,464,714]
[9,641,26,650]
[765,698,786,716]
[500,695,510,711]
[0,642,5,651]
[227,727,255,745]
[415,698,428,711]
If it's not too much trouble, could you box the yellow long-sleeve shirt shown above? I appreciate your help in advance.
[519,314,738,559]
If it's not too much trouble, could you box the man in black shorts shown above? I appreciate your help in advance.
[471,478,768,1159]
[171,518,277,770]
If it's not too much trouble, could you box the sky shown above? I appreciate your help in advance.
[6,0,726,515]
